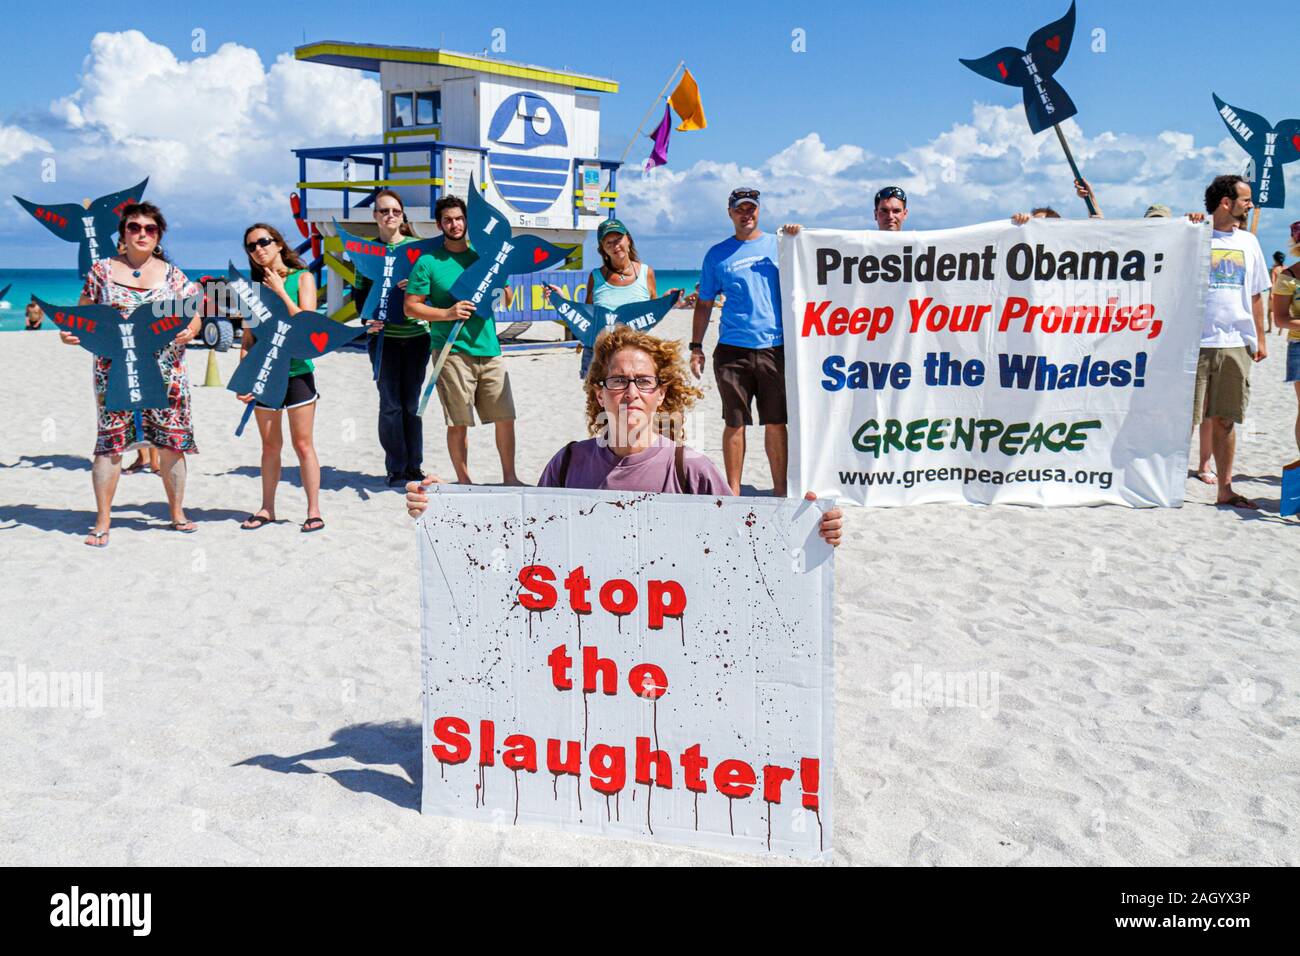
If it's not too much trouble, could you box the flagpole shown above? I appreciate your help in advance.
[1250,206,1261,234]
[1053,124,1099,217]
[620,60,685,165]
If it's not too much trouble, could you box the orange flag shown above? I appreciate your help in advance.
[669,68,707,131]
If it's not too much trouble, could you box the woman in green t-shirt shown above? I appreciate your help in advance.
[236,223,326,532]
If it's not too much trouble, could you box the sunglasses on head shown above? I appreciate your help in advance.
[124,222,159,237]
[245,236,277,253]
[875,187,906,204]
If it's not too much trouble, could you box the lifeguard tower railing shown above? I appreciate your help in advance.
[290,141,620,351]
[291,140,620,228]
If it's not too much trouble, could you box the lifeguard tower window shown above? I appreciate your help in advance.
[391,90,441,129]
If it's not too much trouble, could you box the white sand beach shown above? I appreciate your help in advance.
[0,312,1296,866]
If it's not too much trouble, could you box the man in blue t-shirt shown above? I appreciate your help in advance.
[689,187,787,496]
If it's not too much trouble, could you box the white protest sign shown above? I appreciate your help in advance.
[418,487,834,860]
[781,219,1210,507]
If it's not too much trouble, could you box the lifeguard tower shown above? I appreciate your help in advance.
[290,42,622,344]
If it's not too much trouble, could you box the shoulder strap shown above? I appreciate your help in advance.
[557,441,576,487]
[674,443,691,494]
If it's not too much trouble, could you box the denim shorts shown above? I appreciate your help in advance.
[1287,340,1300,383]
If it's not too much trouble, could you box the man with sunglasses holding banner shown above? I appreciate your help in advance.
[690,187,788,496]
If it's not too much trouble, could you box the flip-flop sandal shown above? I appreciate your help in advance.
[84,530,110,548]
[1217,493,1259,511]
[170,521,198,533]
[241,514,273,530]
[301,517,325,533]
[1196,470,1217,484]
[123,462,145,475]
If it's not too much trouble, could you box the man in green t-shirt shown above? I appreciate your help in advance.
[405,195,521,485]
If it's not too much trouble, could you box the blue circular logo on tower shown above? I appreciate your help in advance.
[487,92,570,215]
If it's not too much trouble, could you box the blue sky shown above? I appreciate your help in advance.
[1,0,1297,267]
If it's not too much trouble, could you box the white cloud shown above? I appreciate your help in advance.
[0,124,53,167]
[620,104,1255,265]
[43,30,379,240]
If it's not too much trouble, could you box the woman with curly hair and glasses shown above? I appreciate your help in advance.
[403,326,843,545]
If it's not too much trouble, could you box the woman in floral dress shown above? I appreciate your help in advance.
[60,202,202,546]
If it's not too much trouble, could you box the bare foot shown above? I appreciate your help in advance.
[502,477,527,487]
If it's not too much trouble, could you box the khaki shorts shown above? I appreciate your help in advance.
[436,353,516,426]
[1192,346,1252,425]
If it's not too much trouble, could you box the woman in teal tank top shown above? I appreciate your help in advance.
[546,219,681,375]
[236,223,326,532]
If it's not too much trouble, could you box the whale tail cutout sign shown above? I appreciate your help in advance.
[34,292,196,412]
[225,263,366,434]
[14,178,149,278]
[959,2,1095,215]
[551,289,682,377]
[959,1,1077,134]
[333,220,445,379]
[416,179,573,416]
[1212,94,1300,209]
[447,176,572,311]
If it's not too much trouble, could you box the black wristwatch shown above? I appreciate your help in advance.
[689,342,704,352]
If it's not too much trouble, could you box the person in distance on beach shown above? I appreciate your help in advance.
[23,299,43,330]
[1269,221,1300,456]
[404,194,523,486]
[60,202,202,546]
[689,187,790,496]
[356,188,428,487]
[1269,250,1287,335]
[1187,174,1270,510]
[235,224,326,533]
[403,325,843,546]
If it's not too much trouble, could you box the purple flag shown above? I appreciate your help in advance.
[646,105,672,171]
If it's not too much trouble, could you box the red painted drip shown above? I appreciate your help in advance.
[646,783,653,835]
[766,803,773,851]
[513,770,520,825]
[800,758,820,810]
[728,796,735,836]
[694,792,699,830]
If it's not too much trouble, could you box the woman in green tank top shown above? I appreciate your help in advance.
[236,223,327,532]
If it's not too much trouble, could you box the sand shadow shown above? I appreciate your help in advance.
[0,454,91,472]
[0,502,250,535]
[213,464,381,499]
[235,721,421,811]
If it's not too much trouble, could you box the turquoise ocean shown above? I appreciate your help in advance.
[0,267,704,331]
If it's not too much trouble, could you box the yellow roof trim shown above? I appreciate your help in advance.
[295,42,618,93]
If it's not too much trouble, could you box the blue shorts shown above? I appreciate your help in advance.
[1287,340,1300,383]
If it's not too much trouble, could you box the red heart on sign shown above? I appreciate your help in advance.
[310,332,328,352]
[997,61,1008,79]
[1045,35,1060,52]
[533,247,549,264]
[1293,134,1300,152]
[406,247,421,264]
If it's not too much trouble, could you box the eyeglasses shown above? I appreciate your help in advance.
[125,222,159,237]
[375,207,404,218]
[601,375,661,392]
[245,237,276,253]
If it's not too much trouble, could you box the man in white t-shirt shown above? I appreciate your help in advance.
[1191,175,1270,509]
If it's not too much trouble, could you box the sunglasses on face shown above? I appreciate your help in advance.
[245,237,277,253]
[601,375,661,392]
[125,222,159,237]
[375,206,403,218]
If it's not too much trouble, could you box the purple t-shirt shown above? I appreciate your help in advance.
[538,437,732,495]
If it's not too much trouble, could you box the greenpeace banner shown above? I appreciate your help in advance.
[782,219,1209,507]
[418,487,833,860]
